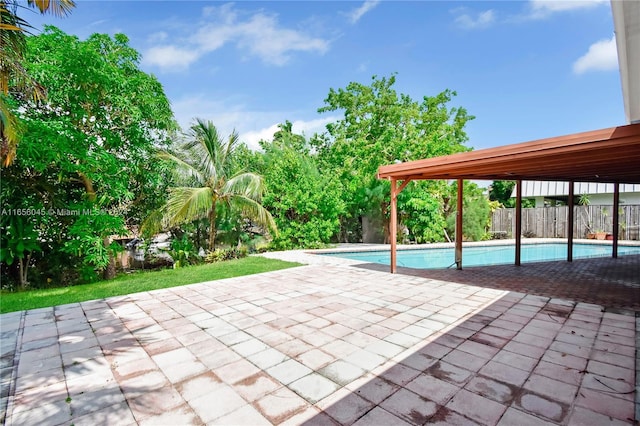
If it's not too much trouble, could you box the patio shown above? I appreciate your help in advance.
[0,250,637,425]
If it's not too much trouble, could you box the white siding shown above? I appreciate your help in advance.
[511,181,640,204]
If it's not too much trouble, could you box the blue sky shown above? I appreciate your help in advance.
[29,0,623,151]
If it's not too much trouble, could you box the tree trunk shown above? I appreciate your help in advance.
[18,253,31,289]
[208,205,217,251]
[102,237,116,280]
[79,172,97,202]
[382,201,390,245]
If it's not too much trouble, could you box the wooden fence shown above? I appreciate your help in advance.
[490,205,640,240]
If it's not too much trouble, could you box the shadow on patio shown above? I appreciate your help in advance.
[357,254,640,311]
[300,291,636,425]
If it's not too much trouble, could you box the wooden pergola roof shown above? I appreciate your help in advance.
[377,122,640,274]
[378,123,640,184]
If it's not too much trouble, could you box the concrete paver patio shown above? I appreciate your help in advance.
[0,249,637,425]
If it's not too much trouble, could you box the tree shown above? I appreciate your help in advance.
[1,27,175,286]
[489,180,515,207]
[154,119,277,251]
[445,181,491,241]
[489,180,535,208]
[316,74,474,241]
[399,181,448,243]
[1,0,75,166]
[258,122,344,249]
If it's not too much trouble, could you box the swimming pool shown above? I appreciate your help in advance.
[321,242,640,269]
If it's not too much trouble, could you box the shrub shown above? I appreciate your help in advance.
[167,235,201,268]
[204,247,248,263]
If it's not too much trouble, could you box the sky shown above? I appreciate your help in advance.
[28,0,624,151]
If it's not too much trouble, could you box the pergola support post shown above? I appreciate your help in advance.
[613,183,620,258]
[455,179,463,270]
[389,178,412,274]
[515,180,522,266]
[567,181,574,262]
[390,178,398,273]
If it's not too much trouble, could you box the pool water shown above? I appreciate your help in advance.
[322,243,640,269]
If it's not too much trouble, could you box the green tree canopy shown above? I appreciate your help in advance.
[315,74,476,242]
[1,0,75,166]
[257,122,344,249]
[1,26,176,286]
[489,180,535,208]
[445,181,491,241]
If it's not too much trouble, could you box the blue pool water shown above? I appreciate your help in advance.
[322,243,640,269]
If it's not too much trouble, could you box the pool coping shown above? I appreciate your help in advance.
[306,238,640,256]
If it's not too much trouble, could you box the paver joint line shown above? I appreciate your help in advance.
[1,310,25,425]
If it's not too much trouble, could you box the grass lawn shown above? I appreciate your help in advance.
[0,256,301,314]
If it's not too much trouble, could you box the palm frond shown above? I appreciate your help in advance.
[222,129,240,173]
[157,150,204,184]
[165,186,213,226]
[27,0,76,17]
[185,118,223,183]
[0,96,21,166]
[229,194,278,236]
[140,207,168,237]
[224,172,265,201]
[0,22,20,31]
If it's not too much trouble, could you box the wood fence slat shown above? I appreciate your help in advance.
[490,205,640,240]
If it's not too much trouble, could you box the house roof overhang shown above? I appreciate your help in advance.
[612,0,640,124]
[377,122,640,184]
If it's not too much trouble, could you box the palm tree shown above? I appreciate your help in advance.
[158,118,277,251]
[1,0,75,166]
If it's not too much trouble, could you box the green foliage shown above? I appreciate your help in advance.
[166,234,199,268]
[204,247,248,263]
[578,193,590,206]
[445,181,491,241]
[489,181,515,207]
[151,119,276,251]
[1,0,75,166]
[400,183,448,243]
[0,213,41,267]
[259,122,344,249]
[489,180,535,208]
[316,74,475,241]
[61,209,125,272]
[1,27,176,287]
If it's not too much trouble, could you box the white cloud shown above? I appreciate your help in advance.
[454,9,496,30]
[348,0,380,24]
[573,35,618,74]
[528,0,607,19]
[147,31,168,43]
[143,45,199,71]
[232,14,329,66]
[240,116,339,150]
[291,117,338,136]
[171,95,338,150]
[145,3,329,72]
[171,95,250,134]
[240,124,282,150]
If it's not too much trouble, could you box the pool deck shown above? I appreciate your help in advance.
[1,244,638,425]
